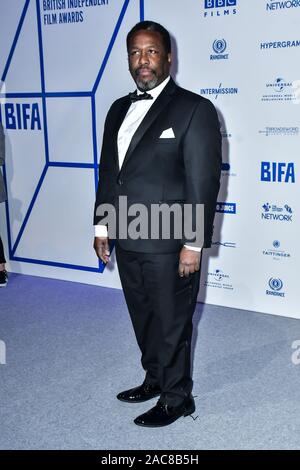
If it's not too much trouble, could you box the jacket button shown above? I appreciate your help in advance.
[117,178,123,185]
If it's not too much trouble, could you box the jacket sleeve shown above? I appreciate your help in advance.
[182,98,222,248]
[93,104,117,226]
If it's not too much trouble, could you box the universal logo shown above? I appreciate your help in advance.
[262,78,295,103]
[205,269,233,290]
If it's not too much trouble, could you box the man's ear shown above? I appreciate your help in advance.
[167,53,172,63]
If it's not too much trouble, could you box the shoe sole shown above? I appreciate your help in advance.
[117,392,161,403]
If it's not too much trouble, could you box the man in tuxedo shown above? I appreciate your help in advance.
[93,21,221,427]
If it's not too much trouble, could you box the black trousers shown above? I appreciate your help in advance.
[0,236,5,264]
[115,243,201,407]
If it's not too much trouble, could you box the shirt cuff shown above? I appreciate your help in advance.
[184,244,202,253]
[94,225,108,238]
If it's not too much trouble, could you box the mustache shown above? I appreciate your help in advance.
[135,67,156,76]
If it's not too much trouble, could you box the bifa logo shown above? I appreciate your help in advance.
[0,102,42,130]
[204,0,237,17]
[261,162,295,183]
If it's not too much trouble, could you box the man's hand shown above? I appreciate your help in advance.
[93,237,110,264]
[178,247,201,277]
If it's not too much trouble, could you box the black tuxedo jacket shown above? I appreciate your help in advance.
[94,77,221,253]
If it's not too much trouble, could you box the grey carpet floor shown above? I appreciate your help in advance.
[0,273,300,450]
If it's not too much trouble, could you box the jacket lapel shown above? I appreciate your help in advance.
[118,78,177,175]
[111,98,131,171]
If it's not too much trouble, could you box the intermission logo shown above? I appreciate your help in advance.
[210,39,229,60]
[216,202,236,214]
[0,102,42,130]
[261,203,293,222]
[259,126,299,137]
[263,240,291,260]
[260,162,295,183]
[262,77,295,102]
[266,1,300,11]
[205,268,233,290]
[200,83,238,100]
[203,0,237,18]
[266,278,285,297]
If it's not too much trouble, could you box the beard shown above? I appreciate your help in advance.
[134,67,159,91]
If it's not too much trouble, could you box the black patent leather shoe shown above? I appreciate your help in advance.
[117,382,161,403]
[134,396,196,427]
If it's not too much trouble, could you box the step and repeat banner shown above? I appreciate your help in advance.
[0,0,299,318]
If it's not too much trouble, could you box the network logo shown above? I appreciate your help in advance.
[210,39,229,60]
[203,0,237,17]
[260,162,295,183]
[216,202,236,214]
[266,1,300,11]
[266,277,285,297]
[261,203,293,222]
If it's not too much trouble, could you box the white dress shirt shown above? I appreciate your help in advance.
[95,76,201,253]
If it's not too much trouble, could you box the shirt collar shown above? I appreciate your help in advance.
[136,76,170,99]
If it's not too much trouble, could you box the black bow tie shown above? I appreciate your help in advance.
[129,90,154,103]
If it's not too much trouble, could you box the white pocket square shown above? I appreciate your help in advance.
[159,128,175,138]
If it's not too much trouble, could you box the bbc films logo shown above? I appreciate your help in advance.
[266,1,300,12]
[210,39,229,60]
[266,277,285,297]
[216,202,236,214]
[205,268,233,290]
[260,162,295,183]
[203,0,237,18]
[259,127,299,137]
[261,203,293,222]
[262,77,296,102]
[200,83,238,100]
[263,240,291,261]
